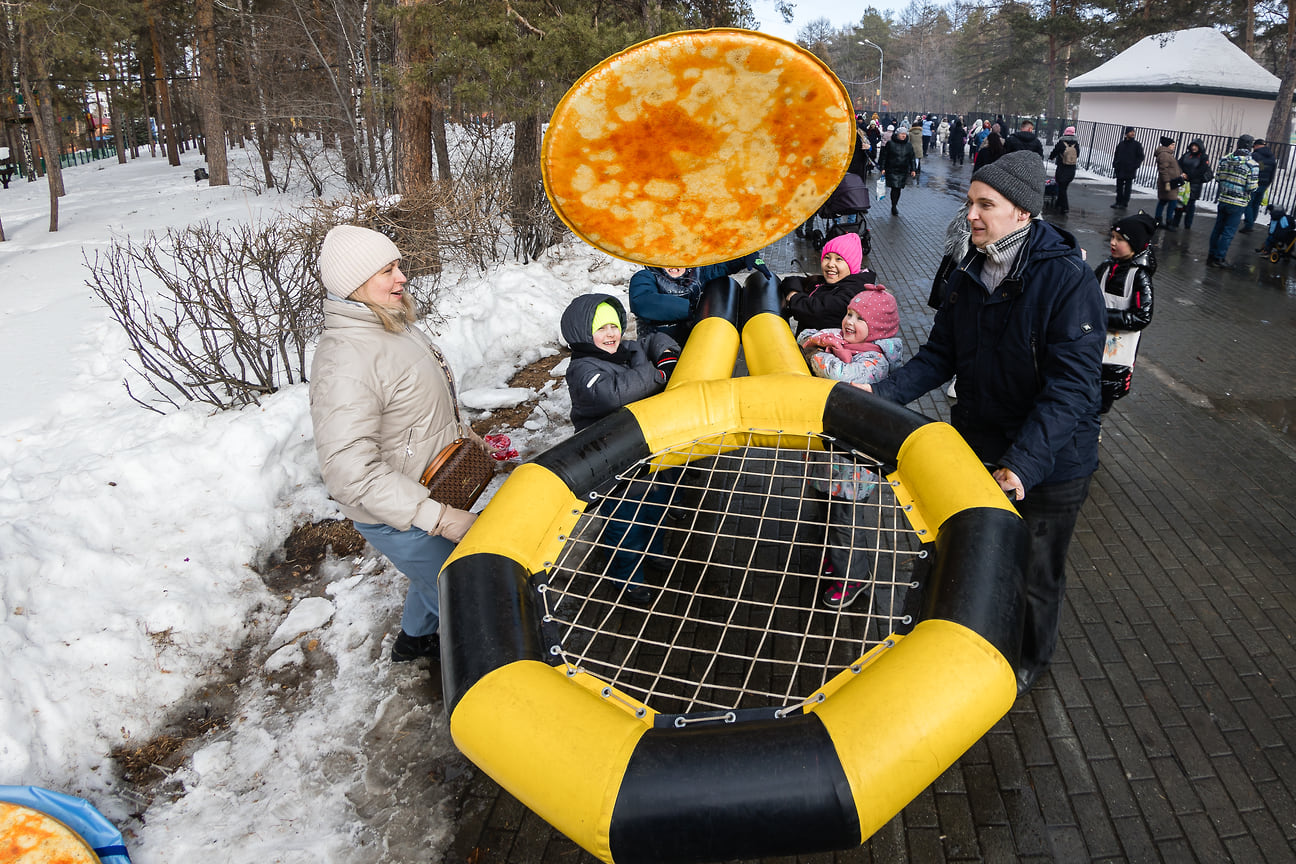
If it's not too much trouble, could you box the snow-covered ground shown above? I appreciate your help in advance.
[0,147,637,861]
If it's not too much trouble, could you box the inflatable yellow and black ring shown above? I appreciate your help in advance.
[439,272,1029,863]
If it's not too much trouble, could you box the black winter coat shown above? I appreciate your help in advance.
[1178,141,1213,187]
[561,294,678,432]
[1004,129,1044,156]
[784,269,879,333]
[1048,136,1080,167]
[1252,146,1277,184]
[879,135,917,189]
[1113,136,1145,179]
[873,220,1104,493]
[949,123,967,152]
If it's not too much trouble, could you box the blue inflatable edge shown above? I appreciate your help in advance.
[0,785,131,863]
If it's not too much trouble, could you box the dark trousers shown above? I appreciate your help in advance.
[889,185,903,210]
[1015,474,1092,675]
[1114,177,1133,206]
[599,478,668,584]
[1054,165,1076,212]
[1244,182,1272,229]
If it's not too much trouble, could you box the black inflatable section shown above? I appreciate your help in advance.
[921,507,1028,667]
[532,409,651,500]
[737,269,781,327]
[694,275,741,324]
[440,552,548,716]
[608,714,859,864]
[822,382,930,469]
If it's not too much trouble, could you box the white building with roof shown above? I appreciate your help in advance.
[1067,28,1284,139]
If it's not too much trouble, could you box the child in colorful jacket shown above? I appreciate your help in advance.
[797,285,906,615]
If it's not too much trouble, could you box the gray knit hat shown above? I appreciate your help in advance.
[971,150,1045,216]
[318,225,401,296]
[1237,133,1255,151]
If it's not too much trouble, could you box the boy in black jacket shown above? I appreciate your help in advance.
[560,294,679,604]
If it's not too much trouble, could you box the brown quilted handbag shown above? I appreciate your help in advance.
[420,438,494,511]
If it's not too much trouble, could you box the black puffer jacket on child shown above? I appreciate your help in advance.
[561,294,679,432]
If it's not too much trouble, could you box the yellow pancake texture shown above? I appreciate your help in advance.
[543,29,854,267]
[0,801,99,864]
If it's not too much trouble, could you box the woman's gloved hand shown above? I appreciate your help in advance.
[433,506,477,543]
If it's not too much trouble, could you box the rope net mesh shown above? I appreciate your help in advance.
[540,430,925,722]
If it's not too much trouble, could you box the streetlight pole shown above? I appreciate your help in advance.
[858,40,883,116]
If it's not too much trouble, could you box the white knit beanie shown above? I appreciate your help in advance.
[318,225,401,297]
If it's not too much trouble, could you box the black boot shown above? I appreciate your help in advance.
[391,630,441,662]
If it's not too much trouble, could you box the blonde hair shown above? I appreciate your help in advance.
[349,290,418,333]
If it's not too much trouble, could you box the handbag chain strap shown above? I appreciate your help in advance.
[423,336,465,427]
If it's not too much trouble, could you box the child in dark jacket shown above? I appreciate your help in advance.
[782,232,879,332]
[1095,212,1155,414]
[560,294,680,604]
[628,254,769,345]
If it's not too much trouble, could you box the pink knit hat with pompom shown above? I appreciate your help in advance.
[847,284,899,341]
[821,233,863,275]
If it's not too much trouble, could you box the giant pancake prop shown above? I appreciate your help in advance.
[440,29,1028,863]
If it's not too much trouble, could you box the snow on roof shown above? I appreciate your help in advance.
[1068,28,1280,98]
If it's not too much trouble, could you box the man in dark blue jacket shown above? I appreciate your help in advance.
[867,151,1105,695]
[1241,137,1278,233]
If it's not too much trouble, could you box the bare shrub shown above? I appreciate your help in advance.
[86,158,557,414]
[85,221,323,412]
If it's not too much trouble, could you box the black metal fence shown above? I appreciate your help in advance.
[1068,120,1290,209]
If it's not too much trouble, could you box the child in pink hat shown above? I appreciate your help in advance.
[782,232,878,332]
[797,284,906,613]
[797,283,901,383]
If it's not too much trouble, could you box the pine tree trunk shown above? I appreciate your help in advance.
[393,1,433,193]
[511,113,549,259]
[106,45,128,164]
[34,73,65,196]
[196,0,229,184]
[432,103,451,182]
[17,18,63,227]
[145,0,182,167]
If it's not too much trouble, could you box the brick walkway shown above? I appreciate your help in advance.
[443,155,1296,863]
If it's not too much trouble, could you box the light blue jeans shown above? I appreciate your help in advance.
[354,521,455,637]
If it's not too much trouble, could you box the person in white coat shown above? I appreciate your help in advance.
[309,225,479,664]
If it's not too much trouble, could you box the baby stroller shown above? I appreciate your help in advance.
[1260,205,1296,263]
[806,172,872,256]
[1043,178,1058,210]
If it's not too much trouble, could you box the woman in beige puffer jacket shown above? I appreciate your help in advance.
[309,225,478,664]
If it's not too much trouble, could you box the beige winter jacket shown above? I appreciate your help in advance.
[309,296,468,533]
[1155,145,1184,202]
